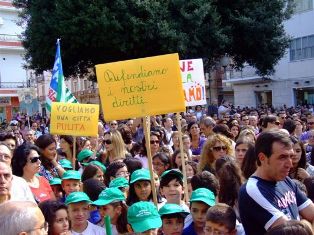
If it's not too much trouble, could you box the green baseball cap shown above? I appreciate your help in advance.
[65,192,92,205]
[190,188,215,207]
[159,204,189,218]
[92,188,125,206]
[77,149,93,162]
[62,170,81,181]
[160,169,183,181]
[89,161,106,173]
[59,159,73,170]
[127,201,162,233]
[49,178,61,185]
[109,177,129,188]
[130,169,151,184]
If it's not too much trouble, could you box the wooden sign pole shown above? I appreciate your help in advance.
[143,116,158,206]
[176,113,189,203]
[72,137,77,170]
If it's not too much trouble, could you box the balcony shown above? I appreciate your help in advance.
[222,64,267,85]
[0,33,23,51]
[0,81,27,88]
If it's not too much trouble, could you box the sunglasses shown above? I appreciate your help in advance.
[272,121,280,126]
[104,139,112,145]
[29,156,40,163]
[308,122,314,125]
[150,140,159,144]
[212,146,227,151]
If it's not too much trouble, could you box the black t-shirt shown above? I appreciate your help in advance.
[239,176,311,235]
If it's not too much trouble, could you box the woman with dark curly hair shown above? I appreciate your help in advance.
[12,144,55,203]
[39,200,70,235]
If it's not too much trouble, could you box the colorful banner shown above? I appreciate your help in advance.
[96,53,186,121]
[180,59,206,106]
[50,102,99,137]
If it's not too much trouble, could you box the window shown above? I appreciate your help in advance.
[294,0,313,13]
[290,34,314,61]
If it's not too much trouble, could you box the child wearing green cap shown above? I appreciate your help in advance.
[126,169,165,207]
[159,203,189,235]
[109,176,130,199]
[61,170,81,198]
[66,192,106,235]
[127,201,162,235]
[182,188,216,235]
[159,169,189,212]
[49,177,64,201]
[93,188,128,234]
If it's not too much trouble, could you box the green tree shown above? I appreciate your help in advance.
[14,0,293,78]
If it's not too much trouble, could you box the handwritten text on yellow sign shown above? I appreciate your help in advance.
[96,53,185,121]
[50,102,99,137]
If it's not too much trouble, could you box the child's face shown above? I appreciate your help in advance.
[162,217,184,235]
[134,180,152,201]
[62,179,81,196]
[160,179,183,204]
[186,164,195,178]
[175,154,188,167]
[190,202,209,229]
[204,221,234,235]
[99,204,120,221]
[51,185,63,199]
[67,202,89,227]
[138,228,159,235]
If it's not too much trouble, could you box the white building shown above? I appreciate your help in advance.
[223,0,314,108]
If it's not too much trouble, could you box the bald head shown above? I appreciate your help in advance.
[0,201,45,235]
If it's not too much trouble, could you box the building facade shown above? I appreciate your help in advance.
[0,0,32,121]
[221,0,314,108]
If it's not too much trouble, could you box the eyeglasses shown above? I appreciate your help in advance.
[27,221,49,234]
[29,156,41,163]
[272,121,280,126]
[308,122,314,125]
[104,139,112,145]
[242,118,249,121]
[150,140,159,145]
[212,146,227,151]
[115,171,130,177]
[0,153,11,161]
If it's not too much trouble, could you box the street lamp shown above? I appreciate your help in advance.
[220,54,231,79]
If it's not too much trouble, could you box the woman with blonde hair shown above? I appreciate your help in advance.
[237,128,256,143]
[102,130,130,165]
[198,134,234,174]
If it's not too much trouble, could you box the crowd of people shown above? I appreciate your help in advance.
[0,103,314,235]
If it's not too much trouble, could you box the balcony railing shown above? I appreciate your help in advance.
[229,64,259,79]
[0,34,21,42]
[0,82,27,88]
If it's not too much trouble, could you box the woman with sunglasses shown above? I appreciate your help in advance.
[134,131,161,169]
[198,134,234,174]
[12,144,56,203]
[102,130,130,166]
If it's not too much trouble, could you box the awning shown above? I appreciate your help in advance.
[0,93,18,97]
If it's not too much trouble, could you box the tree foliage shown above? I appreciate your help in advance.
[13,0,294,78]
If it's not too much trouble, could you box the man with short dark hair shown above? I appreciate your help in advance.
[239,130,314,235]
[0,162,12,204]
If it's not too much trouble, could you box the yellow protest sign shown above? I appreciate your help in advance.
[50,102,99,137]
[95,53,186,121]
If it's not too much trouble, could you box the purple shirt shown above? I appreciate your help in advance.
[190,137,206,155]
